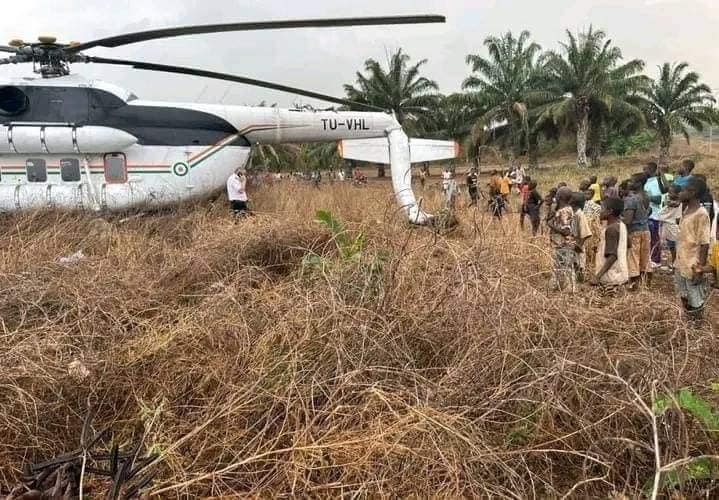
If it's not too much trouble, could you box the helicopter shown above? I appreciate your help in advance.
[0,15,459,224]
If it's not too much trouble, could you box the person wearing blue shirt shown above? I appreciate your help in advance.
[673,159,695,188]
[623,175,652,289]
[643,162,669,268]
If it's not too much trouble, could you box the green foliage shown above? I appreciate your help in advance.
[606,130,656,156]
[646,388,719,496]
[313,209,365,260]
[344,49,440,134]
[303,210,387,302]
[638,62,718,148]
[462,30,549,154]
[540,27,649,166]
[653,388,719,432]
[643,457,716,496]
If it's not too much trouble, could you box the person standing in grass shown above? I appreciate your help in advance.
[547,187,577,291]
[588,175,602,203]
[655,184,682,270]
[571,192,592,282]
[674,176,712,320]
[525,180,543,236]
[582,184,602,274]
[644,161,669,270]
[466,166,479,206]
[623,176,652,289]
[519,175,531,230]
[673,159,695,188]
[590,197,629,288]
[227,168,250,215]
[500,170,511,206]
[602,176,619,199]
[542,186,558,234]
[488,170,504,219]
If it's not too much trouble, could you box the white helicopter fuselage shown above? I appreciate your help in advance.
[0,74,457,223]
[0,75,396,211]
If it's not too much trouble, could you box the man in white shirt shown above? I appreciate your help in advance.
[227,168,249,215]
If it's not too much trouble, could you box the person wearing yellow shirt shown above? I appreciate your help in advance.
[500,172,511,202]
[588,175,602,202]
[703,239,719,288]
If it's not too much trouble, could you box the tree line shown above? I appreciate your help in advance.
[253,27,717,174]
[345,27,717,171]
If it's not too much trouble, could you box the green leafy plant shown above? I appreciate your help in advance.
[302,209,367,270]
[644,388,719,496]
[313,209,365,260]
[653,388,719,433]
[606,130,656,156]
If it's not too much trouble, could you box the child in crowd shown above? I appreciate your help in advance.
[602,176,619,198]
[674,177,712,319]
[500,171,511,205]
[519,176,532,230]
[654,184,682,269]
[571,192,592,282]
[590,197,629,288]
[588,175,602,202]
[526,180,543,236]
[623,176,652,289]
[542,187,558,234]
[547,187,577,291]
[488,170,504,219]
[582,184,602,274]
[706,236,719,288]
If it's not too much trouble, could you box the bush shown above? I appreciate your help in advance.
[606,130,656,156]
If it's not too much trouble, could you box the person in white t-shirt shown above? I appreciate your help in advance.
[227,168,249,215]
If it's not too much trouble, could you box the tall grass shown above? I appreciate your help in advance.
[0,180,717,498]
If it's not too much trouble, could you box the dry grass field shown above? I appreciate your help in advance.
[1,156,718,498]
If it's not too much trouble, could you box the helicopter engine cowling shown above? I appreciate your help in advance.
[0,124,137,154]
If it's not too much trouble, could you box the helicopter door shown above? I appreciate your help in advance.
[101,153,130,209]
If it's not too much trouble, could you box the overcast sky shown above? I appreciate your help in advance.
[1,0,717,107]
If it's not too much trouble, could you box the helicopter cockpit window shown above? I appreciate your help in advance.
[60,159,81,182]
[0,86,29,116]
[104,153,127,184]
[26,159,47,183]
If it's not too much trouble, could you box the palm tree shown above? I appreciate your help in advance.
[639,62,717,166]
[462,30,546,163]
[344,49,440,176]
[541,27,648,168]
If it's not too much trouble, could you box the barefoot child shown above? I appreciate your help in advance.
[674,177,712,319]
[590,197,629,287]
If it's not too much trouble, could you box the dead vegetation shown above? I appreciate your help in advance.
[0,181,718,498]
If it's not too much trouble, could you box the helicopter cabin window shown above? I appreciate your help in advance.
[104,153,127,183]
[26,159,47,183]
[60,159,81,182]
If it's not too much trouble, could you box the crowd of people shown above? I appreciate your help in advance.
[487,159,718,320]
[228,160,718,320]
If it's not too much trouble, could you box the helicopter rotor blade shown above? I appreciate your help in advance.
[85,56,386,112]
[67,15,445,52]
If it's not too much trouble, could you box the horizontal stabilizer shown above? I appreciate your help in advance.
[338,137,459,165]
